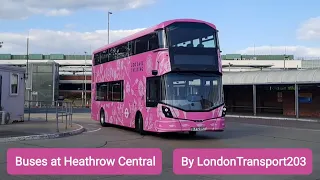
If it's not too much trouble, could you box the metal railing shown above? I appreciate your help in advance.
[26,98,92,108]
[25,100,73,132]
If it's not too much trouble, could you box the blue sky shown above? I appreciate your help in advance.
[0,0,320,56]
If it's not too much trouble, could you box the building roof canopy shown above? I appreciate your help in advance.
[223,69,320,85]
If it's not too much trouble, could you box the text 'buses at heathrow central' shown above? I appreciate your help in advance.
[91,19,226,136]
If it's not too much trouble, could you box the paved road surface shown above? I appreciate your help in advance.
[0,120,80,138]
[1,114,319,180]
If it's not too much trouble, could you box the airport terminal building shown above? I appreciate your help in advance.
[0,53,319,118]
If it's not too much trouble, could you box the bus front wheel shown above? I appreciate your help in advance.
[189,131,197,136]
[100,110,109,127]
[135,113,146,135]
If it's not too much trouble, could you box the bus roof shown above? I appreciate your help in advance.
[93,18,217,54]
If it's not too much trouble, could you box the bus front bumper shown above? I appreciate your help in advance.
[155,118,225,133]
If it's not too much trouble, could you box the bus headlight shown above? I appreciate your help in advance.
[222,106,227,117]
[162,106,173,118]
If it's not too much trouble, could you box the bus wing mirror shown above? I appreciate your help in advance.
[152,70,158,76]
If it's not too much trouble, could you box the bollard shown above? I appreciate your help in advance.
[28,100,31,121]
[70,103,73,127]
[68,103,70,127]
[65,103,68,130]
[65,115,68,130]
[67,103,70,127]
[61,103,64,123]
[69,103,72,127]
[56,101,59,133]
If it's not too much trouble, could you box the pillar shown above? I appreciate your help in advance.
[295,84,299,118]
[253,84,257,116]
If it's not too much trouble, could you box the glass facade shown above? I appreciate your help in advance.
[25,62,59,105]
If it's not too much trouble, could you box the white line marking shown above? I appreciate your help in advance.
[226,115,319,123]
[84,128,101,133]
[230,122,320,132]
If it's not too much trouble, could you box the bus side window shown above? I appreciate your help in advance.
[128,41,134,56]
[101,50,108,63]
[115,43,128,59]
[94,53,101,65]
[148,33,159,51]
[110,81,124,102]
[146,77,161,107]
[135,35,149,55]
[96,83,108,101]
[109,48,116,62]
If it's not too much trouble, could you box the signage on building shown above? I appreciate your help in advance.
[298,93,312,103]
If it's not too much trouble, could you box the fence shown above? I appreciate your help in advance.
[24,100,73,132]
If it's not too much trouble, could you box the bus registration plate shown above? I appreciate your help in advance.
[190,127,206,131]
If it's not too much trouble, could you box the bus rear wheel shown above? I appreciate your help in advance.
[100,110,109,127]
[136,113,146,135]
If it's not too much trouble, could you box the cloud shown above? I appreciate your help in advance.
[2,29,320,59]
[235,17,320,59]
[64,24,77,29]
[297,17,320,40]
[46,9,72,16]
[0,28,145,54]
[237,45,320,59]
[0,0,155,19]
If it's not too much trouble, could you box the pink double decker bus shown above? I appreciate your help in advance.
[91,19,226,136]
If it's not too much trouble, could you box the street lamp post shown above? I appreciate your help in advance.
[108,11,112,44]
[26,35,31,109]
[26,36,29,79]
[284,47,287,70]
[84,51,87,107]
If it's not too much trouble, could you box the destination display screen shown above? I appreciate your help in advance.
[173,54,217,65]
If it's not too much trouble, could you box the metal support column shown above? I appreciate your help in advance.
[253,84,257,116]
[52,64,55,103]
[295,84,299,118]
[107,11,112,44]
[84,52,87,107]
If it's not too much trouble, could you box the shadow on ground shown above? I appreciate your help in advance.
[0,131,40,138]
[100,122,268,141]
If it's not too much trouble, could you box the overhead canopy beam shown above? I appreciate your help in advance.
[223,69,320,85]
[253,84,257,116]
[295,84,299,118]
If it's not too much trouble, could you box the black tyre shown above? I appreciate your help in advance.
[100,110,109,127]
[136,113,146,135]
[189,131,197,136]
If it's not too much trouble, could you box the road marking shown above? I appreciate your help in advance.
[230,122,320,132]
[85,128,101,133]
[226,115,319,123]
